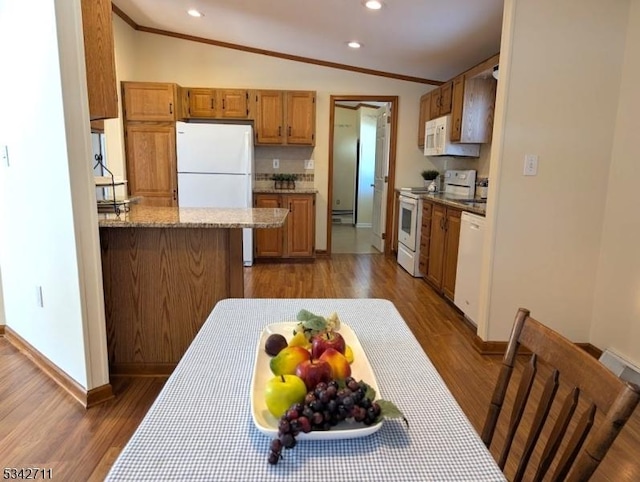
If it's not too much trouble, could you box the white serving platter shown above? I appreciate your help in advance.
[250,321,383,440]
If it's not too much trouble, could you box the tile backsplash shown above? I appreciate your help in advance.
[254,145,315,189]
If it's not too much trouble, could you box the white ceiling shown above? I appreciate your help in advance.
[112,0,504,83]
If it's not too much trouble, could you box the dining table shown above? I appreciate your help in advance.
[106,298,505,481]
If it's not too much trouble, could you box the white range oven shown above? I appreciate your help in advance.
[397,189,426,277]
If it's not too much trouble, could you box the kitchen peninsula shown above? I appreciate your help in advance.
[98,205,288,375]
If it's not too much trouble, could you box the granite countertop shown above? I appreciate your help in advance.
[98,205,289,228]
[253,188,318,194]
[420,193,487,216]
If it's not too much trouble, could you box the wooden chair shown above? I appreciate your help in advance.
[482,308,640,481]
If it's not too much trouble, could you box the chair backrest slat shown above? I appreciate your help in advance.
[482,308,640,481]
[499,354,537,469]
[533,387,580,482]
[514,369,559,482]
[551,404,595,482]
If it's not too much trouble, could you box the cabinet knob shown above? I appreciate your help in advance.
[169,103,173,114]
[173,189,177,201]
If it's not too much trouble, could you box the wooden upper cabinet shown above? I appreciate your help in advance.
[81,0,118,120]
[122,82,178,122]
[125,124,177,207]
[255,90,316,146]
[450,76,465,142]
[418,92,432,148]
[430,81,453,119]
[188,88,217,117]
[187,88,249,119]
[286,91,315,145]
[255,90,284,144]
[219,89,249,118]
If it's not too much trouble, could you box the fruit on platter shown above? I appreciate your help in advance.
[293,309,341,342]
[267,376,408,465]
[288,331,310,349]
[265,334,288,356]
[264,374,308,418]
[344,345,354,364]
[295,358,332,390]
[311,331,346,359]
[270,346,310,376]
[319,347,351,379]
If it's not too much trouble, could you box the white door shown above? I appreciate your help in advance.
[371,105,390,252]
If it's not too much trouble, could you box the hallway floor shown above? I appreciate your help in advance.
[331,224,380,254]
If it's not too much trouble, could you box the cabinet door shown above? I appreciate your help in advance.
[254,194,284,257]
[417,92,431,148]
[256,91,284,144]
[286,91,316,145]
[188,88,217,117]
[219,89,249,118]
[81,0,117,120]
[125,124,177,206]
[426,204,446,288]
[442,208,462,301]
[450,76,465,142]
[418,202,432,275]
[430,89,441,119]
[285,194,315,257]
[439,81,453,115]
[122,82,177,121]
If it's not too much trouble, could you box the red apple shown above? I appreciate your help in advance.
[319,348,351,380]
[311,331,346,359]
[295,359,332,390]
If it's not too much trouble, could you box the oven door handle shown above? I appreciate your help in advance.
[399,196,418,207]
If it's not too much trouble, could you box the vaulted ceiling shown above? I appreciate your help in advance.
[112,0,504,84]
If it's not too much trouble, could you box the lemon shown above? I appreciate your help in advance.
[344,345,354,364]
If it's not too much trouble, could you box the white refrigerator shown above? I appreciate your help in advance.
[176,121,254,266]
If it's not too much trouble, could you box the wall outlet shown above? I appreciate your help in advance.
[273,158,280,169]
[524,154,538,176]
[304,159,314,170]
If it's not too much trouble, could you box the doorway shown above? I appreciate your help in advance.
[327,96,398,255]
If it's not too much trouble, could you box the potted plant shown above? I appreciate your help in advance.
[271,173,285,189]
[421,170,440,191]
[271,173,298,190]
[283,173,297,190]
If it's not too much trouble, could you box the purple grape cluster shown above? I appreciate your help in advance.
[267,377,382,465]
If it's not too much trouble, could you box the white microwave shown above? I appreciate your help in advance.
[424,114,480,157]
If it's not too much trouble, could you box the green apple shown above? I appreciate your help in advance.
[264,374,307,418]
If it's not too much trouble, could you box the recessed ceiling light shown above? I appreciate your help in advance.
[364,0,383,10]
[187,9,203,17]
[348,41,362,49]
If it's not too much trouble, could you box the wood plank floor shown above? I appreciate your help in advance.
[0,253,638,481]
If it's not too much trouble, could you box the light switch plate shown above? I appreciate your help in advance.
[304,159,314,170]
[273,158,279,169]
[524,154,538,176]
[1,145,8,167]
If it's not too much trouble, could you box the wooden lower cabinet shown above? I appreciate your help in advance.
[254,193,315,259]
[418,202,432,275]
[125,123,177,206]
[424,203,462,302]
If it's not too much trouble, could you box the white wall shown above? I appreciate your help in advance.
[479,0,629,341]
[109,24,431,250]
[591,0,640,367]
[0,0,109,389]
[332,107,357,212]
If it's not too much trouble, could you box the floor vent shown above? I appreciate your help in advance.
[599,349,640,386]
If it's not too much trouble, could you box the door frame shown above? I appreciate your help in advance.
[327,95,398,256]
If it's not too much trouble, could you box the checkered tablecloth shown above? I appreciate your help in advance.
[106,299,505,481]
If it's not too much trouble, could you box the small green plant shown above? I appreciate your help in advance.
[421,169,440,180]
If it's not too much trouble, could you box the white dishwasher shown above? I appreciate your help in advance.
[454,212,486,326]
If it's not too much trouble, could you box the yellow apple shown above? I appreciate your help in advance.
[264,374,307,418]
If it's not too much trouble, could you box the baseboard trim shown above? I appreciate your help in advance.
[5,326,114,408]
[472,334,601,359]
[0,324,5,336]
[110,362,176,377]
